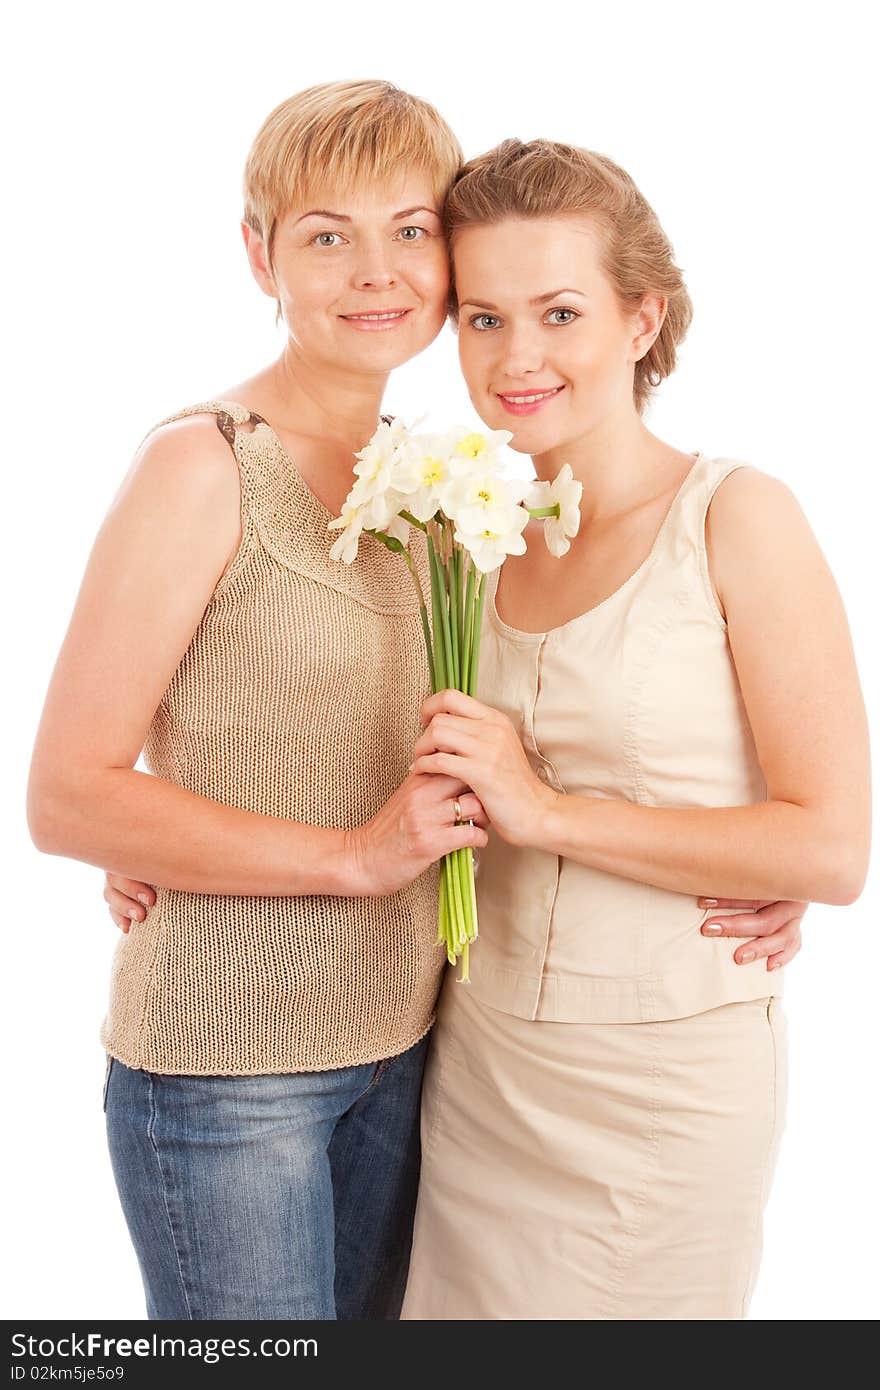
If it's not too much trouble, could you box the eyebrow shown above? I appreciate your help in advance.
[460,287,588,311]
[295,205,440,225]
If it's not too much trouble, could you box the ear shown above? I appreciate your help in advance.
[631,293,667,363]
[241,221,277,302]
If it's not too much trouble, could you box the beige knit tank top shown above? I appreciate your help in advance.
[465,454,782,1024]
[99,400,442,1076]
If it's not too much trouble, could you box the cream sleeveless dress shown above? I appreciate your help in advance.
[401,456,788,1320]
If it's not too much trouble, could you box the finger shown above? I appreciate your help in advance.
[421,689,490,727]
[702,903,795,937]
[111,912,130,934]
[698,897,772,911]
[413,723,483,762]
[440,822,489,854]
[767,937,801,970]
[732,924,801,966]
[413,773,472,800]
[105,886,146,923]
[448,792,483,824]
[411,751,470,779]
[106,874,156,908]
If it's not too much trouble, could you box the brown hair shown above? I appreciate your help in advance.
[444,138,693,413]
[243,80,463,269]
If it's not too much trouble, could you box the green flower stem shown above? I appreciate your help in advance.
[437,860,447,944]
[527,504,561,519]
[398,547,435,692]
[468,573,486,698]
[400,526,482,979]
[436,552,455,690]
[427,536,447,691]
[461,561,475,695]
[460,940,470,984]
[448,548,461,687]
[400,509,427,531]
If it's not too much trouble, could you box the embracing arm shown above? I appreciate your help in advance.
[413,471,871,906]
[27,417,346,895]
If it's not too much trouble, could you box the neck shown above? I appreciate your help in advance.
[264,341,390,453]
[531,407,674,524]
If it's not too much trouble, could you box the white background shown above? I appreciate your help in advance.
[3,0,877,1321]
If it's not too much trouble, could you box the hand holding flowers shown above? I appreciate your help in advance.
[345,769,489,897]
[411,690,560,847]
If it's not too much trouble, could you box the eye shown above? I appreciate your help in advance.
[545,307,579,326]
[396,225,428,242]
[469,313,502,331]
[312,232,345,247]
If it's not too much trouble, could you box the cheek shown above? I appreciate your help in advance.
[457,331,489,389]
[408,247,450,310]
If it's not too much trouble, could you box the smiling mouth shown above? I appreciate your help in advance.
[497,385,566,414]
[340,309,412,329]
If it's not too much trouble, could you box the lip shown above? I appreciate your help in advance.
[339,308,413,332]
[496,385,566,416]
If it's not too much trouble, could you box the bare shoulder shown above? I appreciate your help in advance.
[127,414,241,503]
[707,465,820,562]
[706,466,829,618]
[708,465,807,535]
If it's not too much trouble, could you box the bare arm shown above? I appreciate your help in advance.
[413,471,871,905]
[29,417,487,897]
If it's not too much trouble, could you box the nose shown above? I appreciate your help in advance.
[351,237,399,291]
[499,324,545,378]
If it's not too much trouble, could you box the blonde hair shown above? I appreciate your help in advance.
[243,80,463,267]
[445,138,693,413]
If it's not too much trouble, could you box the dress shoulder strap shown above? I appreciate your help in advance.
[135,399,255,454]
[657,454,753,621]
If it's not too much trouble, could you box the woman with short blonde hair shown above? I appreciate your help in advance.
[28,80,485,1321]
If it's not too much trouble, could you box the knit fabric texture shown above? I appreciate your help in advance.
[99,400,442,1075]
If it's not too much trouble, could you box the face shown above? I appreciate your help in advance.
[244,172,450,375]
[453,216,661,454]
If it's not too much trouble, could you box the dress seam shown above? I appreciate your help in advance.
[738,996,778,1318]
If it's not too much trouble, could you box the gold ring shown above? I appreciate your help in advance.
[453,798,463,825]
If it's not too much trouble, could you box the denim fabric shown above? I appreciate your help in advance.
[104,1035,428,1320]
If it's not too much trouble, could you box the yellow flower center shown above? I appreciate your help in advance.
[456,433,487,459]
[421,457,444,485]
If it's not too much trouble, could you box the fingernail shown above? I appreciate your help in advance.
[768,960,780,970]
[740,950,756,963]
[702,922,722,933]
[137,894,150,908]
[701,898,718,907]
[128,907,140,921]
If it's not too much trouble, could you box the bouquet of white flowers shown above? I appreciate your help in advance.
[329,418,581,979]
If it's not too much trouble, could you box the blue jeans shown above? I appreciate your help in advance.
[104,1035,429,1320]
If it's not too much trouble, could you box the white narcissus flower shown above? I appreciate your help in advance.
[440,466,530,536]
[351,417,407,505]
[453,523,528,574]
[525,464,583,557]
[449,426,513,463]
[391,433,458,523]
[328,499,365,564]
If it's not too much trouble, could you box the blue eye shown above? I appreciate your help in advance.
[397,225,427,241]
[470,313,502,331]
[312,232,344,247]
[545,307,578,325]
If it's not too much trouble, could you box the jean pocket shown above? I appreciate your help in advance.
[102,1054,114,1113]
